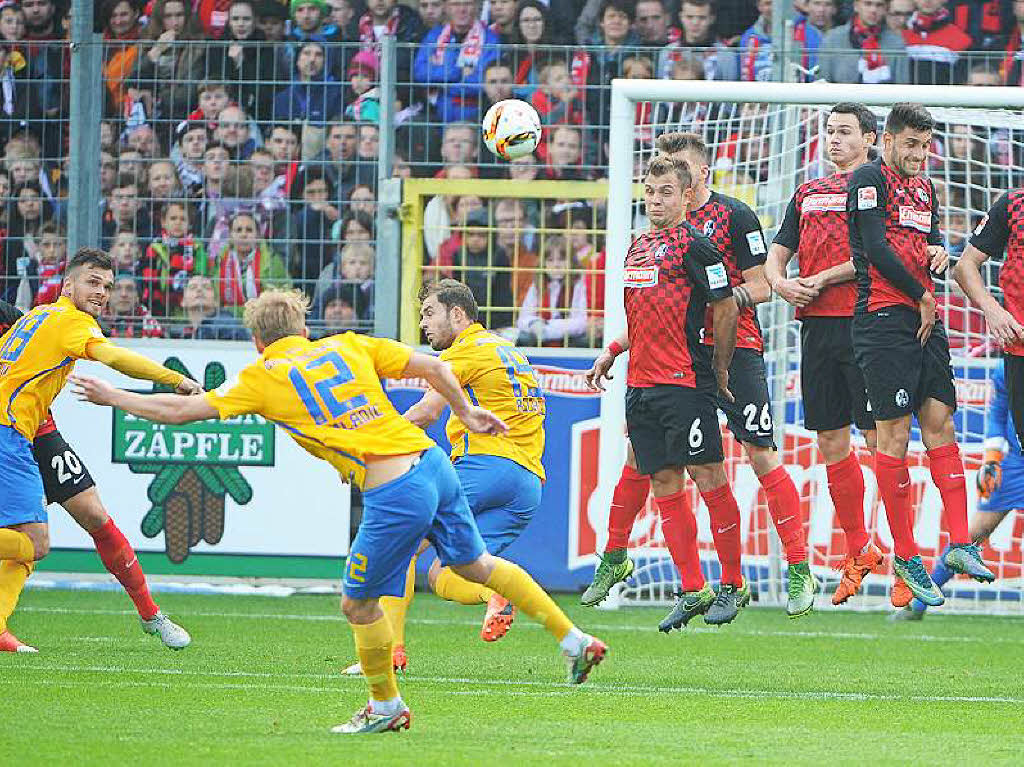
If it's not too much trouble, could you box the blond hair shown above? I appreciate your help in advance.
[243,289,310,345]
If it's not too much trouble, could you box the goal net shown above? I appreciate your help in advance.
[596,81,1024,614]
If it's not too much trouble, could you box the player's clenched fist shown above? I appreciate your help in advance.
[176,378,204,395]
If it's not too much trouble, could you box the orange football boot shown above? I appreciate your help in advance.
[832,544,884,605]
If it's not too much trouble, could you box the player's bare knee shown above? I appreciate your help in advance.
[744,445,779,477]
[876,418,911,457]
[686,463,726,492]
[62,488,109,533]
[650,467,683,497]
[452,553,494,584]
[341,595,379,624]
[21,525,49,560]
[817,429,851,464]
[427,559,443,588]
[625,440,637,469]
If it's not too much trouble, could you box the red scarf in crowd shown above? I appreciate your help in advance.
[220,246,261,307]
[359,7,400,45]
[569,50,591,87]
[431,20,487,68]
[908,8,951,35]
[850,16,885,70]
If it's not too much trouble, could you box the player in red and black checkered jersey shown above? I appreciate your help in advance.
[847,102,993,608]
[766,102,887,607]
[0,299,190,652]
[585,156,751,627]
[658,131,818,619]
[954,190,1024,449]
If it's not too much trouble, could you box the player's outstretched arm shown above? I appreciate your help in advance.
[711,295,738,403]
[585,332,627,392]
[70,375,218,425]
[954,244,1024,348]
[88,343,203,395]
[404,388,448,428]
[401,352,508,436]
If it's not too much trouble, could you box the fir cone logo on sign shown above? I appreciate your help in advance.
[110,357,276,563]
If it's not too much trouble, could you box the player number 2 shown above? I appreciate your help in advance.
[743,403,772,434]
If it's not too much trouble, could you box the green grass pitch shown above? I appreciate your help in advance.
[5,588,1024,765]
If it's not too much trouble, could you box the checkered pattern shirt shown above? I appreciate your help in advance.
[970,189,1024,356]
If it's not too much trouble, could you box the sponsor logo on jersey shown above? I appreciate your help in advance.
[624,266,659,287]
[857,186,877,210]
[746,231,767,255]
[898,206,931,232]
[802,193,846,212]
[703,219,716,237]
[705,262,728,290]
[388,366,600,398]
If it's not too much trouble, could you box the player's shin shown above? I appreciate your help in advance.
[0,529,35,561]
[89,518,159,620]
[656,490,704,591]
[381,555,417,646]
[351,615,401,707]
[607,464,650,552]
[927,444,970,545]
[759,465,807,564]
[702,484,744,587]
[483,558,576,643]
[874,453,918,560]
[826,453,870,556]
[0,559,33,634]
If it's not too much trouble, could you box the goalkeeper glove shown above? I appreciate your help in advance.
[976,448,1004,499]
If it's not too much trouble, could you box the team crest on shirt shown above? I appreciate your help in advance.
[895,389,910,408]
[703,220,716,237]
[916,188,929,204]
[653,243,669,262]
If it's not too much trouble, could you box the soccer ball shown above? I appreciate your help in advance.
[482,99,542,161]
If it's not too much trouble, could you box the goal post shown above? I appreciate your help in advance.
[599,80,1024,612]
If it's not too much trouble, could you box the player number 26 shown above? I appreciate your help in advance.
[743,403,772,434]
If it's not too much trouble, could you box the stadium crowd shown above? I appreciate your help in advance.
[0,0,1018,344]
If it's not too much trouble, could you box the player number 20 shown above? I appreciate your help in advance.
[51,450,83,484]
[743,403,772,434]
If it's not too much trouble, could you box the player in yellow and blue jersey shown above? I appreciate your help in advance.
[344,279,547,675]
[71,288,608,735]
[0,249,201,652]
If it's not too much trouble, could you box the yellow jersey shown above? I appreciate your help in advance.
[205,332,435,488]
[441,323,546,480]
[0,296,113,440]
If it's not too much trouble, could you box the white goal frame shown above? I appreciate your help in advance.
[599,80,1024,610]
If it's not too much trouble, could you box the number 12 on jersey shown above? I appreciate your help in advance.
[496,346,544,413]
[288,351,369,425]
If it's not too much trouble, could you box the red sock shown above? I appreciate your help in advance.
[927,443,970,545]
[606,464,650,551]
[759,465,807,565]
[701,483,743,587]
[874,453,917,561]
[656,490,705,592]
[90,518,159,620]
[826,453,870,557]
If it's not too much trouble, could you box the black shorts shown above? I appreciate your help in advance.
[32,429,96,506]
[1005,354,1024,453]
[716,348,776,448]
[800,316,874,432]
[852,307,956,422]
[625,384,724,475]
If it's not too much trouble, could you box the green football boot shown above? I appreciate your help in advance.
[581,550,634,606]
[658,583,715,632]
[786,561,817,619]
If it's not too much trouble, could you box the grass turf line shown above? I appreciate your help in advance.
[4,589,1023,765]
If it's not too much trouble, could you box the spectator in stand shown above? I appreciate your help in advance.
[256,0,289,41]
[267,123,302,193]
[314,285,362,336]
[494,197,538,304]
[505,152,541,224]
[272,40,345,148]
[316,121,358,200]
[206,0,279,125]
[125,124,160,159]
[739,0,781,81]
[347,184,375,218]
[196,141,231,233]
[657,0,738,81]
[102,173,152,247]
[140,200,205,317]
[819,0,910,84]
[192,81,232,128]
[333,207,375,244]
[110,229,143,274]
[327,0,359,40]
[100,151,118,195]
[287,0,342,78]
[791,0,827,76]
[634,0,680,48]
[214,105,258,160]
[621,55,656,141]
[531,59,586,139]
[887,0,915,31]
[488,0,518,42]
[171,118,208,195]
[419,0,447,29]
[414,0,500,124]
[1003,0,1024,85]
[0,3,49,150]
[435,193,485,267]
[440,206,514,330]
[204,209,291,315]
[508,0,555,101]
[516,230,588,347]
[100,0,144,116]
[143,159,185,237]
[32,220,65,307]
[345,50,382,123]
[423,163,471,260]
[131,0,211,125]
[102,273,165,338]
[543,124,586,181]
[953,0,1013,53]
[174,273,251,339]
[903,0,972,84]
[313,240,374,312]
[22,0,57,41]
[352,121,380,187]
[482,57,515,107]
[357,0,424,95]
[967,61,1002,85]
[4,181,50,306]
[289,166,341,294]
[116,146,147,187]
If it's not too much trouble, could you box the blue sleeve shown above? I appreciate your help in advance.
[413,30,462,85]
[987,366,1010,447]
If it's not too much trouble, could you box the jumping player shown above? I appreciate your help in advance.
[0,249,201,652]
[0,300,190,652]
[72,289,607,735]
[765,102,885,606]
[847,102,993,607]
[587,156,750,627]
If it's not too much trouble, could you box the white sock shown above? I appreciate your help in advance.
[369,696,404,716]
[559,627,587,656]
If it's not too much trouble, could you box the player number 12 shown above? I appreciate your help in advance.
[288,351,369,425]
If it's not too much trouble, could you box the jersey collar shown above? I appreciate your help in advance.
[262,335,312,358]
[452,323,485,347]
